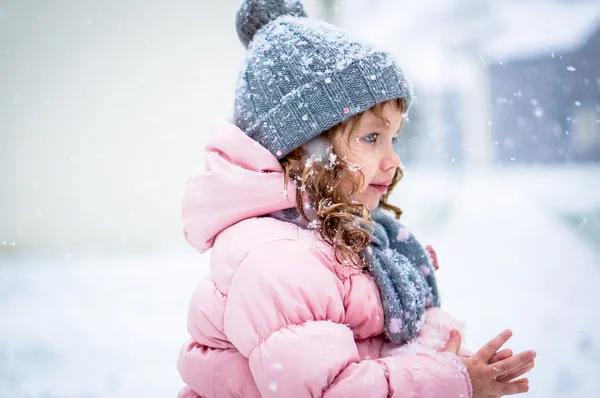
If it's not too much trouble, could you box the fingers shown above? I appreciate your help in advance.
[508,377,529,385]
[442,329,462,354]
[476,329,513,361]
[490,348,513,364]
[490,350,537,377]
[497,361,535,383]
[498,380,530,395]
[485,381,530,398]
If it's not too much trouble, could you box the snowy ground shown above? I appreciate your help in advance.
[1,165,599,397]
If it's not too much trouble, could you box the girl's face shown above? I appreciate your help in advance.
[332,101,403,210]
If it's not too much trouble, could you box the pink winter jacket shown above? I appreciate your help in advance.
[177,121,473,398]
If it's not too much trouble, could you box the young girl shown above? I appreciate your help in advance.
[177,1,536,397]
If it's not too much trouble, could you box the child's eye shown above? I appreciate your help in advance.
[364,133,379,143]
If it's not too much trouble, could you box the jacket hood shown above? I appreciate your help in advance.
[182,121,297,253]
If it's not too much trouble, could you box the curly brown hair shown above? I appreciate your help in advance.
[279,98,407,269]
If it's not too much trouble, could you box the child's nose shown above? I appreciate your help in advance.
[382,148,401,171]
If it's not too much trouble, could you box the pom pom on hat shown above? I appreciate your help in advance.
[236,0,307,48]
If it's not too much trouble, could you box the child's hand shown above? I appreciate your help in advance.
[425,245,439,270]
[487,348,533,398]
[444,329,536,397]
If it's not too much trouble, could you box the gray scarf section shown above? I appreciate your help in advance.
[269,206,440,344]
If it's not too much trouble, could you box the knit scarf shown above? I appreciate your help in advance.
[269,206,440,344]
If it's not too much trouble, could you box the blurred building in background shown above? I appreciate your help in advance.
[489,18,600,163]
[349,0,600,166]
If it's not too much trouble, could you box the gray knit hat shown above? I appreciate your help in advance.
[233,0,414,159]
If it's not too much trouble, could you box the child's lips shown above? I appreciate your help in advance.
[369,184,388,194]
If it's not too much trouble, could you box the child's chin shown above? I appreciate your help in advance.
[346,193,379,210]
[364,203,377,211]
[367,198,381,210]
